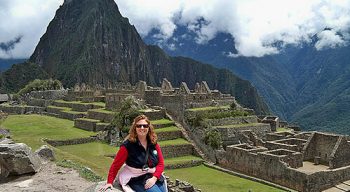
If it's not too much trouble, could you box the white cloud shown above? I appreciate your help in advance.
[116,0,350,57]
[0,0,63,59]
[1,0,350,58]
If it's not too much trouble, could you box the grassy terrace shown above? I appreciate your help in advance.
[158,138,189,146]
[186,105,230,112]
[277,127,293,132]
[88,108,115,114]
[215,123,264,128]
[166,165,284,192]
[2,115,95,150]
[55,142,116,177]
[55,100,106,107]
[151,119,174,125]
[155,126,179,133]
[165,155,202,165]
[47,105,87,115]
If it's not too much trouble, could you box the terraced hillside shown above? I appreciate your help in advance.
[1,99,286,191]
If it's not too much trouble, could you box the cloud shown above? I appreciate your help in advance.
[115,0,350,57]
[0,0,63,59]
[0,36,22,52]
[1,0,350,58]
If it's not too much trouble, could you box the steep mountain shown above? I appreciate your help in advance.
[145,25,350,134]
[26,0,268,114]
[0,62,49,93]
[0,58,27,72]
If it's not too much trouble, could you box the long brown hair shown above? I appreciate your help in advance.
[126,114,157,144]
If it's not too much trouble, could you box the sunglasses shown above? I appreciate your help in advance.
[136,124,149,128]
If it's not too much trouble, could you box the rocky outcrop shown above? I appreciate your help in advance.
[0,141,41,179]
[34,145,55,161]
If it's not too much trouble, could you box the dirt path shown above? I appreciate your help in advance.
[0,161,95,192]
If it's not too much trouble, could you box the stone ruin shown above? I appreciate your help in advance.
[216,131,350,192]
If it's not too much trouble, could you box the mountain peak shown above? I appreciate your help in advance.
[27,0,269,114]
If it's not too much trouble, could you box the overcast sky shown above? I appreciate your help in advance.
[1,0,350,59]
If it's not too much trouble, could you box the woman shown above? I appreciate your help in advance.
[100,115,166,192]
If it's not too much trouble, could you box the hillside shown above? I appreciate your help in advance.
[145,25,350,134]
[25,0,268,114]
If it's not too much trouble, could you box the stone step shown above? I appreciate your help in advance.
[44,136,97,147]
[53,100,105,112]
[151,119,176,129]
[159,139,195,158]
[74,118,100,132]
[139,109,166,120]
[155,126,182,141]
[87,109,114,123]
[165,155,204,169]
[59,110,87,120]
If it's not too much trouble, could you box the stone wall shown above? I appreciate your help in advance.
[303,132,339,165]
[216,123,271,141]
[0,105,44,114]
[87,110,114,123]
[28,90,68,100]
[161,144,194,158]
[74,118,99,132]
[44,137,97,147]
[329,137,350,169]
[265,138,307,152]
[217,142,350,192]
[27,98,53,107]
[206,116,258,126]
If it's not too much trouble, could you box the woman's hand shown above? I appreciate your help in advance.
[144,176,157,189]
[99,183,113,192]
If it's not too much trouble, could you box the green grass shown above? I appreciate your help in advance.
[151,119,174,125]
[215,123,264,128]
[88,108,115,114]
[47,105,70,110]
[76,118,100,122]
[276,127,292,132]
[158,138,189,146]
[2,115,95,150]
[55,142,117,177]
[166,165,284,192]
[55,100,105,107]
[155,126,179,133]
[165,155,202,166]
[186,105,230,112]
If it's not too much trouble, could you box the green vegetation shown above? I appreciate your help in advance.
[158,138,190,146]
[55,100,106,108]
[166,165,284,192]
[55,142,117,177]
[111,96,142,134]
[187,106,230,112]
[204,129,222,149]
[151,119,174,125]
[2,115,95,149]
[166,155,202,165]
[215,123,262,129]
[18,79,62,96]
[0,62,49,93]
[276,127,292,132]
[155,126,179,133]
[89,108,114,114]
[76,118,100,122]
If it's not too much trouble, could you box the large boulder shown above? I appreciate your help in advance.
[0,142,41,179]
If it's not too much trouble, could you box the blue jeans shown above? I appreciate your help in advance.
[129,181,166,192]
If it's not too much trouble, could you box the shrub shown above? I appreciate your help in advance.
[230,102,237,110]
[111,96,142,135]
[204,129,222,149]
[17,79,62,96]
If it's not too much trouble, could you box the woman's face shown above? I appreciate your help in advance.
[135,119,149,138]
